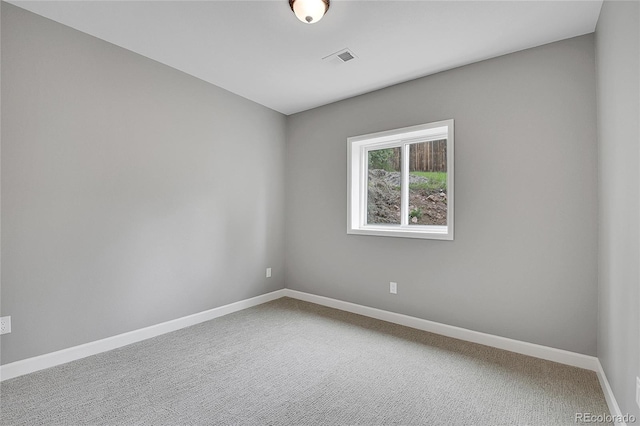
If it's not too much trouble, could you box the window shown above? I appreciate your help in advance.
[347,120,454,240]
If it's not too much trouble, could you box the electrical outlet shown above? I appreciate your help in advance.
[266,268,272,278]
[636,376,640,409]
[390,282,397,294]
[0,316,11,335]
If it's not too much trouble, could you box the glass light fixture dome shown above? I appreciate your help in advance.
[289,0,330,24]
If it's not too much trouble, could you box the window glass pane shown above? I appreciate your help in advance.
[408,140,447,226]
[367,147,401,225]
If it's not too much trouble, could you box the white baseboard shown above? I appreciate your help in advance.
[0,289,286,381]
[283,289,599,370]
[1,286,624,424]
[595,359,628,426]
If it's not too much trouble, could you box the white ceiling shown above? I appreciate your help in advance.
[9,0,603,115]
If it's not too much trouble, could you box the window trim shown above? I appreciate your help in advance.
[347,120,454,240]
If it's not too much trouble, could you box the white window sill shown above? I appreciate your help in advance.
[347,225,453,240]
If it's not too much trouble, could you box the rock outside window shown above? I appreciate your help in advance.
[347,120,454,240]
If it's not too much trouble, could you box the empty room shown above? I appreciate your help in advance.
[1,0,638,425]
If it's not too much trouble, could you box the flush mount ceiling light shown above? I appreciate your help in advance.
[289,0,330,24]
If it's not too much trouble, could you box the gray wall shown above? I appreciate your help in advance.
[596,0,640,418]
[3,0,628,387]
[286,35,598,356]
[1,3,286,364]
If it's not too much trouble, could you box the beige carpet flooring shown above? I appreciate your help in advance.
[0,297,611,425]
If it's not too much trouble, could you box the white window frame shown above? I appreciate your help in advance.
[347,119,454,240]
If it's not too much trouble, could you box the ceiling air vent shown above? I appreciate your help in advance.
[337,51,355,62]
[322,48,358,64]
